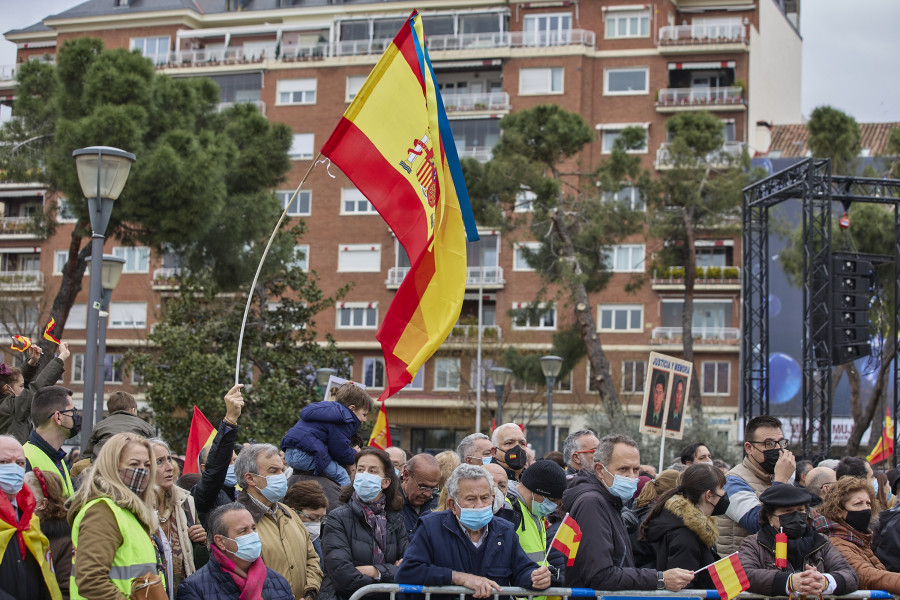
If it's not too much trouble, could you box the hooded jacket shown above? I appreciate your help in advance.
[814,513,900,593]
[643,494,719,589]
[281,402,360,474]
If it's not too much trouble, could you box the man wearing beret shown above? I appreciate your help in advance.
[738,484,857,597]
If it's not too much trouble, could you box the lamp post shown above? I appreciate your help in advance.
[540,355,563,454]
[73,146,135,452]
[94,254,126,425]
[490,366,513,427]
[316,367,337,400]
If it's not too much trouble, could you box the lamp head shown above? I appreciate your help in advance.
[100,255,127,291]
[315,368,337,388]
[490,366,513,389]
[72,146,136,201]
[539,355,563,379]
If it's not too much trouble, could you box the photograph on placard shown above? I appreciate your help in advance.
[642,368,670,431]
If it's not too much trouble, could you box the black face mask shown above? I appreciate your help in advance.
[504,445,527,471]
[845,509,872,533]
[711,493,730,517]
[760,448,781,474]
[778,511,808,539]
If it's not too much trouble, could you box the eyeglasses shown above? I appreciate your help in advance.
[409,473,440,495]
[749,438,790,451]
[298,510,326,524]
[572,448,597,456]
[56,408,78,420]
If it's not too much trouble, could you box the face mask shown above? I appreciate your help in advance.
[66,412,82,438]
[304,521,321,541]
[602,465,638,501]
[258,473,288,503]
[760,448,781,474]
[711,493,731,517]
[531,496,558,517]
[777,511,808,539]
[845,509,872,533]
[0,463,25,495]
[872,480,879,495]
[395,468,401,477]
[458,505,493,530]
[481,457,493,466]
[224,464,237,488]
[503,445,527,471]
[492,488,506,514]
[353,471,384,502]
[119,467,150,495]
[225,532,262,561]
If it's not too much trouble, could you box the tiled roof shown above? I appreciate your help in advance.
[768,122,900,158]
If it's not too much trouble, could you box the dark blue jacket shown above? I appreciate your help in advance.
[396,510,539,588]
[400,489,438,538]
[281,401,360,474]
[176,554,294,600]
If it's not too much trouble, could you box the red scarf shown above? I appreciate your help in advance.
[0,483,36,558]
[211,542,266,600]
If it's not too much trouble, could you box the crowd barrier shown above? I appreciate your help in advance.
[348,585,894,600]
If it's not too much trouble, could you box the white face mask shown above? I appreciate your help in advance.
[304,521,321,541]
[492,488,506,514]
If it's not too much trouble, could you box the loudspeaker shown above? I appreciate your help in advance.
[830,254,873,365]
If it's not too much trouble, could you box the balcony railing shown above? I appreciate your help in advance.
[447,324,502,343]
[0,270,43,291]
[152,267,185,289]
[387,265,504,286]
[0,217,37,235]
[217,100,266,116]
[655,141,746,169]
[0,64,16,81]
[652,265,741,282]
[656,86,744,107]
[659,22,747,45]
[651,326,740,342]
[457,146,494,163]
[443,91,510,113]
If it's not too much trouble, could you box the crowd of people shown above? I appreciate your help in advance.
[2,350,900,600]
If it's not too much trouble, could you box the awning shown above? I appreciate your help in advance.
[0,247,41,253]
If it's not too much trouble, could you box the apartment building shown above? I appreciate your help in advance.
[0,0,802,454]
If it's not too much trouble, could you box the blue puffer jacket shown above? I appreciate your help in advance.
[281,401,360,474]
[176,555,294,600]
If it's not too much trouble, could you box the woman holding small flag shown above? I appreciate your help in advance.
[738,485,857,597]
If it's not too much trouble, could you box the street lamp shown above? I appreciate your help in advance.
[94,254,126,426]
[316,367,337,400]
[540,355,563,454]
[490,366,513,427]
[73,146,135,452]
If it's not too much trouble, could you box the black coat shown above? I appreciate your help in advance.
[643,495,720,589]
[873,506,900,572]
[319,498,408,600]
[623,501,655,568]
[190,420,238,528]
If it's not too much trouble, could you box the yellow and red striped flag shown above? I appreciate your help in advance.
[775,531,788,568]
[368,403,392,450]
[321,10,478,402]
[10,335,32,352]
[184,406,216,474]
[550,513,582,566]
[867,413,894,465]
[705,552,750,600]
[43,318,60,344]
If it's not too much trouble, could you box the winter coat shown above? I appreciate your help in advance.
[159,486,200,578]
[738,526,857,596]
[42,519,73,600]
[0,358,64,444]
[643,495,719,589]
[281,401,360,474]
[191,420,238,528]
[176,554,293,600]
[623,501,655,568]
[815,513,900,593]
[872,506,900,572]
[319,497,408,600]
[561,470,655,591]
[83,411,155,459]
[399,488,437,538]
[717,457,774,555]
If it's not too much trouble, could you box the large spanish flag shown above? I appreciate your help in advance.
[867,413,894,465]
[321,11,478,402]
[184,406,216,474]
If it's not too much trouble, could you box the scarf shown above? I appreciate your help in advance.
[212,543,267,600]
[354,491,387,565]
[0,484,36,558]
[812,513,871,548]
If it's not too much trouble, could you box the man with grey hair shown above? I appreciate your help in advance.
[457,433,492,466]
[397,464,551,597]
[386,446,407,474]
[562,429,600,476]
[562,434,694,591]
[491,423,528,481]
[235,443,322,600]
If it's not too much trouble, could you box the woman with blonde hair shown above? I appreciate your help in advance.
[25,468,73,599]
[434,450,460,511]
[68,432,162,600]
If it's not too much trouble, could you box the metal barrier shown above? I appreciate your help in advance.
[348,585,894,600]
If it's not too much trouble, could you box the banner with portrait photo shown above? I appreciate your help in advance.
[639,352,693,440]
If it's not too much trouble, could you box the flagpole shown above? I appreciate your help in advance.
[234,153,321,385]
[694,551,739,574]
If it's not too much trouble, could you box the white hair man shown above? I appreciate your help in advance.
[491,423,528,481]
[457,433,492,466]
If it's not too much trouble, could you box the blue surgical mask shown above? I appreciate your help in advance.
[531,496,557,517]
[225,532,262,561]
[0,463,24,495]
[258,473,288,503]
[395,468,401,477]
[458,505,493,531]
[224,464,237,488]
[353,471,385,502]
[873,479,879,495]
[481,457,492,466]
[603,465,639,501]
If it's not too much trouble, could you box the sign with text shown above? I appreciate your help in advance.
[639,352,693,440]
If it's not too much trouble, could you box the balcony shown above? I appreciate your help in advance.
[658,23,747,52]
[0,270,43,291]
[457,146,494,163]
[656,86,745,112]
[446,324,502,344]
[217,100,266,116]
[651,265,741,291]
[386,265,504,289]
[655,141,746,170]
[651,326,740,345]
[0,216,39,238]
[443,92,510,114]
[151,267,184,291]
[0,64,16,82]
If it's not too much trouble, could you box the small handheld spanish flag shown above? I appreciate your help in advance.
[703,552,750,600]
[10,335,32,353]
[43,318,60,345]
[775,529,788,568]
[549,513,582,566]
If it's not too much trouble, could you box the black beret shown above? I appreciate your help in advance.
[520,460,567,500]
[759,483,811,507]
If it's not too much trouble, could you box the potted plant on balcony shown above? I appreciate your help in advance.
[723,266,739,280]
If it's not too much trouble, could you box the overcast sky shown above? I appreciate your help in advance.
[2,0,900,123]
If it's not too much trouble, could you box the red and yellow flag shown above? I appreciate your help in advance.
[10,335,32,353]
[707,553,750,600]
[184,406,217,474]
[321,11,478,402]
[867,413,894,465]
[368,403,392,450]
[550,513,582,566]
[43,318,60,345]
[774,531,788,568]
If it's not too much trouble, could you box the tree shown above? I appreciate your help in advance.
[647,111,747,417]
[806,106,861,175]
[0,38,293,362]
[886,127,900,179]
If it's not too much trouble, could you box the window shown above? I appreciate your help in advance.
[277,78,317,105]
[434,357,460,391]
[72,353,123,383]
[606,9,650,39]
[277,190,311,216]
[66,305,87,329]
[109,303,147,329]
[598,304,643,332]
[512,303,557,330]
[112,246,150,273]
[289,134,314,160]
[512,377,536,393]
[291,245,309,272]
[556,372,572,393]
[363,357,385,388]
[622,360,645,394]
[53,251,68,275]
[605,68,649,95]
[404,368,425,391]
[515,188,536,213]
[523,13,572,45]
[341,188,376,214]
[337,244,381,272]
[605,244,645,272]
[346,75,367,102]
[72,354,85,383]
[599,125,648,154]
[131,36,169,65]
[661,300,732,329]
[337,302,378,329]
[56,197,77,223]
[703,361,730,395]
[513,242,541,271]
[519,67,564,95]
[602,186,645,210]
